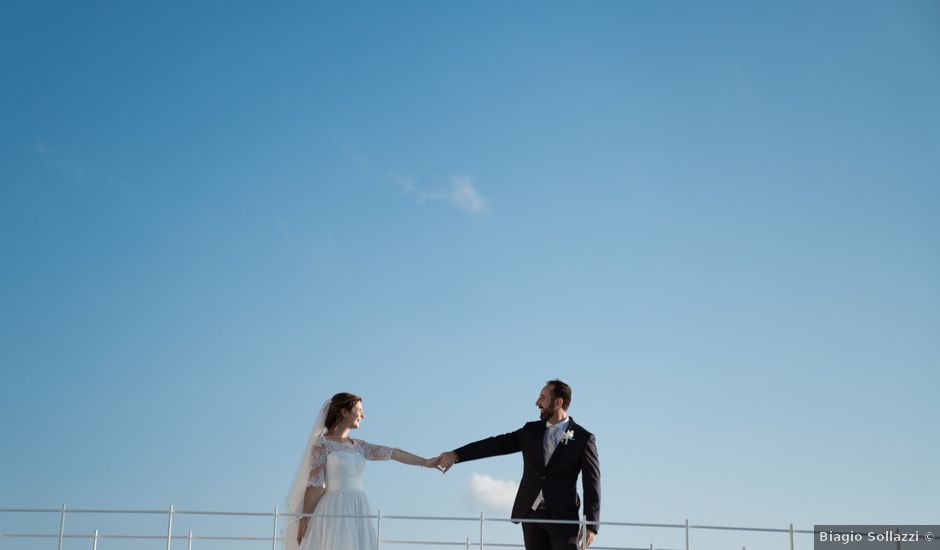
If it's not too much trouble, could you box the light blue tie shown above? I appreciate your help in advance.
[544,425,560,465]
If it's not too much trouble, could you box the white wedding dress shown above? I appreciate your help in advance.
[300,436,393,550]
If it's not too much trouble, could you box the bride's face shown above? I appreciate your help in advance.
[342,401,365,430]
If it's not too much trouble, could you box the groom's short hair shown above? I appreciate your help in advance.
[547,379,572,410]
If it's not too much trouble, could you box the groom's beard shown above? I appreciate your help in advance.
[539,405,556,421]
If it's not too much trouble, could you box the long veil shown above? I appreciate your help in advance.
[283,399,330,550]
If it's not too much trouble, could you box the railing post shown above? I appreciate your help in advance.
[466,537,471,550]
[57,503,67,550]
[580,518,588,549]
[684,518,690,550]
[188,530,193,550]
[790,524,795,550]
[92,529,99,550]
[376,509,382,550]
[479,512,485,550]
[166,505,175,550]
[272,507,279,550]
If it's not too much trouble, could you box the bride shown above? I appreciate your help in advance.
[285,393,440,550]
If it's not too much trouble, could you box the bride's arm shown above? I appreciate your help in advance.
[297,486,325,544]
[391,448,438,468]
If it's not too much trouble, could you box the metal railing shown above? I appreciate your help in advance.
[0,505,816,550]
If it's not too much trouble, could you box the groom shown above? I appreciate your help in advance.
[438,379,600,549]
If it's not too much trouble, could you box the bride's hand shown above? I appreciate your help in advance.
[297,519,307,544]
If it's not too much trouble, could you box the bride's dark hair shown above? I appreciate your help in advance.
[325,392,362,431]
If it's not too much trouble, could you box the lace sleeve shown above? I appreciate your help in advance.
[358,439,394,461]
[307,440,327,488]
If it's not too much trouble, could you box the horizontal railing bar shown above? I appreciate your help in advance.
[0,507,304,517]
[0,508,171,515]
[600,521,689,528]
[76,533,185,540]
[174,510,279,517]
[495,546,650,550]
[472,546,667,550]
[0,533,283,541]
[503,517,585,526]
[380,515,488,522]
[385,543,524,549]
[381,540,483,547]
[380,515,586,525]
[689,525,793,533]
[170,536,277,541]
[1,534,167,540]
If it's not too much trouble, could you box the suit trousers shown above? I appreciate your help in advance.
[521,507,580,550]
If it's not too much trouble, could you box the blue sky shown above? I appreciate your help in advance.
[2,1,938,548]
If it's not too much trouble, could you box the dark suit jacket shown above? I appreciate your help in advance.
[452,418,601,533]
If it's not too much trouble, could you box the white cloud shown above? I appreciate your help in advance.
[467,473,517,515]
[392,174,489,215]
[35,140,49,155]
[449,176,487,214]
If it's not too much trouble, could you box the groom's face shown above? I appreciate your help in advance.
[536,384,561,421]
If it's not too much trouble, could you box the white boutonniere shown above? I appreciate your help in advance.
[560,430,575,445]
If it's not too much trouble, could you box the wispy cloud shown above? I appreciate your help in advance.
[392,174,489,215]
[449,176,487,214]
[35,139,49,156]
[466,473,517,515]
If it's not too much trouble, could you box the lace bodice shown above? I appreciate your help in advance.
[307,437,394,488]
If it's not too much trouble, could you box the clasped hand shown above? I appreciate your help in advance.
[419,452,457,473]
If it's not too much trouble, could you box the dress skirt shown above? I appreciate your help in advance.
[300,489,377,550]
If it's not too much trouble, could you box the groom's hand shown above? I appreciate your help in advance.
[436,451,458,474]
[577,528,596,549]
